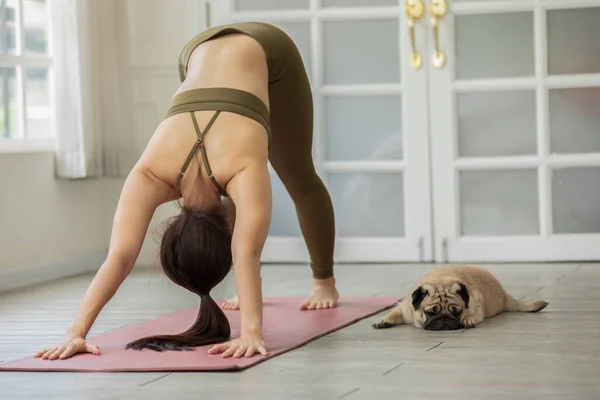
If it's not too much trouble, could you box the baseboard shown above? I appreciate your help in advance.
[0,251,108,293]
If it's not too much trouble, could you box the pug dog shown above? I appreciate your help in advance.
[372,265,548,331]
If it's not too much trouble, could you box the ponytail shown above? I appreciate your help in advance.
[126,294,230,351]
[126,206,233,352]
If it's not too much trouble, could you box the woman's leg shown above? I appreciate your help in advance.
[223,26,337,310]
[222,150,338,310]
[224,72,338,310]
[267,48,338,309]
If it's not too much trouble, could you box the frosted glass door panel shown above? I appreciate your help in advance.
[328,173,405,237]
[325,96,402,161]
[552,167,600,234]
[268,174,302,236]
[547,7,600,75]
[235,0,308,11]
[459,170,539,236]
[455,13,534,79]
[549,88,600,154]
[323,19,400,84]
[322,0,398,7]
[457,91,537,157]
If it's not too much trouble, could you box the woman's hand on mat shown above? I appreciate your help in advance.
[208,335,268,358]
[34,336,101,360]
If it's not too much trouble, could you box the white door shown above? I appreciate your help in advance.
[429,0,600,262]
[211,0,433,263]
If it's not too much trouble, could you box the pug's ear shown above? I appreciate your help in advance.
[450,282,470,309]
[411,285,428,310]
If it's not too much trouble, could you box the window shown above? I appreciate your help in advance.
[0,0,52,151]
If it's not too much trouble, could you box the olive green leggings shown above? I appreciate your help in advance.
[172,22,335,280]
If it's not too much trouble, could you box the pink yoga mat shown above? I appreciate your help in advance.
[0,297,397,372]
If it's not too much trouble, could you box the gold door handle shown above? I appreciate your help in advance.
[405,0,424,70]
[430,0,448,68]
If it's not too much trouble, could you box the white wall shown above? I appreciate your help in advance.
[0,152,122,289]
[126,0,206,157]
[0,153,111,268]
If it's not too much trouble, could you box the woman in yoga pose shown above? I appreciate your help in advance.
[34,22,337,360]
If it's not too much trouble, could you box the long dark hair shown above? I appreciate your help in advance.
[126,205,233,351]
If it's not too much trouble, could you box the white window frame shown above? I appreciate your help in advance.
[0,0,54,154]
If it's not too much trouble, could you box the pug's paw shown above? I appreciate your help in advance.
[461,319,478,329]
[372,319,394,329]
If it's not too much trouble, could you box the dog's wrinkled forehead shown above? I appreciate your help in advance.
[424,290,455,306]
[412,282,470,310]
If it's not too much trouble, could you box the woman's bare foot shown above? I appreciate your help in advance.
[222,295,239,310]
[301,278,339,310]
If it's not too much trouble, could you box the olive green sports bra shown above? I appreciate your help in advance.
[177,110,228,197]
[165,87,272,198]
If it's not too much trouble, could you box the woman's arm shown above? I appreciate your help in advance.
[36,168,175,360]
[209,161,272,358]
[229,162,272,335]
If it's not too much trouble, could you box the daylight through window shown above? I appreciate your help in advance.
[0,0,51,141]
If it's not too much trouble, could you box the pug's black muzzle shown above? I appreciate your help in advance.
[423,316,462,331]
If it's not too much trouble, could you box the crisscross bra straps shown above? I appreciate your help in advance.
[166,87,271,198]
[177,111,228,197]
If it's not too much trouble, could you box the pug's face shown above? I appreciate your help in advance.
[411,282,470,331]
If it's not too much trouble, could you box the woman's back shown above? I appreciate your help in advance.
[136,33,271,204]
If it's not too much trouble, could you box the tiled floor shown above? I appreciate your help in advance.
[1,263,599,399]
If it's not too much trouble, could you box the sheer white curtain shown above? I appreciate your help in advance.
[51,0,101,178]
[51,0,132,179]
